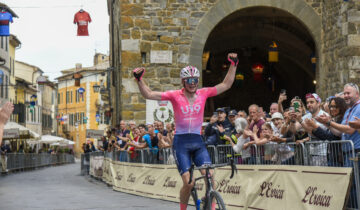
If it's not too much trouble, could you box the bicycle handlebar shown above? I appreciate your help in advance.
[188,158,237,185]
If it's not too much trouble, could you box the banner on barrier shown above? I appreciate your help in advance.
[97,159,352,210]
[89,155,104,178]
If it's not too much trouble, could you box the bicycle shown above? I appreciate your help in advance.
[188,157,237,210]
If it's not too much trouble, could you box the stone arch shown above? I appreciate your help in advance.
[189,0,321,73]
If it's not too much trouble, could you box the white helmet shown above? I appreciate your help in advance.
[180,66,200,79]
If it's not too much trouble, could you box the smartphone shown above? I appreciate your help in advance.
[293,101,300,112]
[213,112,218,116]
[280,89,286,95]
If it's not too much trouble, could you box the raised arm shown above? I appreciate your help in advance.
[215,53,238,95]
[133,67,163,100]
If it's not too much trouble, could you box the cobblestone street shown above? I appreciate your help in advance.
[0,162,179,210]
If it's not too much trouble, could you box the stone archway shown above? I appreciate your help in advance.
[189,0,321,79]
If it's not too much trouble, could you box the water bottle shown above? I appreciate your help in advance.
[196,199,201,210]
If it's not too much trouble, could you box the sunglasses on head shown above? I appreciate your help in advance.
[184,78,199,84]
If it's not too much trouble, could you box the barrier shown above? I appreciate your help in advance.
[1,153,75,173]
[84,140,360,209]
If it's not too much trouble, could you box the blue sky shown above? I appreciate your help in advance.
[2,0,109,81]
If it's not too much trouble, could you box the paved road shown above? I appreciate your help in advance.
[0,162,179,210]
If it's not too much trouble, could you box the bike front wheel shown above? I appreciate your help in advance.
[208,191,226,210]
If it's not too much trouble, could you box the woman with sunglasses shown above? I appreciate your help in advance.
[304,97,347,166]
[133,53,238,210]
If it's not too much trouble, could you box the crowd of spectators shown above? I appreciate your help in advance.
[82,83,360,207]
[85,83,360,169]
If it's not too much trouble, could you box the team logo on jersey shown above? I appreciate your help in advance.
[180,104,201,114]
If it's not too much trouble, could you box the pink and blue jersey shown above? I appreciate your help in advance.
[0,12,13,36]
[161,87,217,135]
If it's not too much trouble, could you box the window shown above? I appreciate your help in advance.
[12,59,14,76]
[66,91,69,103]
[9,57,12,75]
[34,108,36,122]
[70,91,73,103]
[57,93,60,104]
[75,91,79,103]
[5,37,8,51]
[52,92,54,104]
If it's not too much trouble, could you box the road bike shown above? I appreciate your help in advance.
[188,158,237,210]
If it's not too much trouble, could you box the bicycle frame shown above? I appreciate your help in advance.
[189,160,235,210]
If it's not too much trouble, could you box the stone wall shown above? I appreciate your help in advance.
[109,0,358,124]
[319,0,360,98]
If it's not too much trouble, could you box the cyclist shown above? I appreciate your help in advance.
[133,53,238,210]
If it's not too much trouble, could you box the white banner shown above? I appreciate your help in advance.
[99,160,352,210]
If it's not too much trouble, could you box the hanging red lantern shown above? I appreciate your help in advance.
[252,63,264,82]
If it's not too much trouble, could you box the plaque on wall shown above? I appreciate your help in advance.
[150,50,172,63]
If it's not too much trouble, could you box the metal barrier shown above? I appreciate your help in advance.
[84,141,360,209]
[1,153,75,173]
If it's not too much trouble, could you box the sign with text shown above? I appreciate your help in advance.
[86,129,104,139]
[150,50,172,63]
[97,159,352,210]
[3,128,19,139]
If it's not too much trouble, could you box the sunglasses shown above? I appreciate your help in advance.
[329,105,338,109]
[185,78,199,84]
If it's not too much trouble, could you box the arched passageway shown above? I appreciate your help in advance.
[200,6,317,114]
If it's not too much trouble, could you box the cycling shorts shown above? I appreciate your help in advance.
[172,134,211,175]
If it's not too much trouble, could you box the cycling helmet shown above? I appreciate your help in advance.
[180,66,200,79]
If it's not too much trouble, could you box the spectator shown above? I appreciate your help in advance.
[228,110,237,129]
[84,144,91,153]
[228,117,252,163]
[248,104,265,137]
[305,97,347,166]
[1,140,11,172]
[271,112,284,136]
[317,83,360,208]
[127,121,137,140]
[252,123,275,164]
[117,120,130,143]
[296,93,328,166]
[128,127,141,159]
[89,141,96,152]
[157,121,168,136]
[237,110,247,119]
[204,113,220,146]
[269,102,279,116]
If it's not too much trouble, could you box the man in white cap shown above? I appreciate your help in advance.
[295,93,328,166]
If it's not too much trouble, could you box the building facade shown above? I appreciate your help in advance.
[14,61,43,135]
[41,77,57,135]
[9,35,21,106]
[107,0,360,124]
[56,53,110,154]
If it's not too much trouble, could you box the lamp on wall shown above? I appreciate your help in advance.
[92,84,100,93]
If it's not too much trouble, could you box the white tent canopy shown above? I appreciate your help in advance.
[4,122,40,138]
[39,135,74,146]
